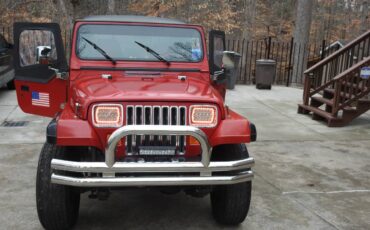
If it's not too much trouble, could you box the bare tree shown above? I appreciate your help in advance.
[242,0,256,39]
[107,0,115,14]
[360,0,369,34]
[1,0,369,57]
[56,0,73,28]
[292,0,314,84]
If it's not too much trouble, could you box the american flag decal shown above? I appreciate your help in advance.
[32,91,50,107]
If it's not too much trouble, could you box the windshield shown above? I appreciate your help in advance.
[76,24,203,62]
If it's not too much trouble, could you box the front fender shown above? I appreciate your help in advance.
[56,105,103,150]
[52,106,255,151]
[210,109,256,146]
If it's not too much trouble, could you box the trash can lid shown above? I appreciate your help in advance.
[256,59,276,65]
[223,51,241,57]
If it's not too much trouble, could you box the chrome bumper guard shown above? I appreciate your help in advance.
[51,125,255,187]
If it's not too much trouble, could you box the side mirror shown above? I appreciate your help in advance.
[36,45,51,64]
[209,30,226,82]
[211,69,226,82]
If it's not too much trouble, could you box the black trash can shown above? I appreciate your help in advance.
[255,59,276,90]
[223,51,241,89]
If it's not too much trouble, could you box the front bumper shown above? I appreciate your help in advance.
[51,125,254,187]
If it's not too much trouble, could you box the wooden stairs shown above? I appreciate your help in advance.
[298,30,370,127]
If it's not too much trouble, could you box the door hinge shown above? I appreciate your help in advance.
[49,67,68,80]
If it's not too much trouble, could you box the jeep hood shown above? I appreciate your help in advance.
[71,73,224,115]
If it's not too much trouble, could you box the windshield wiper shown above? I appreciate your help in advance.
[134,41,170,66]
[82,36,116,65]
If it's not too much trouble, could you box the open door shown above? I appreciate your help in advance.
[209,30,226,98]
[13,22,68,117]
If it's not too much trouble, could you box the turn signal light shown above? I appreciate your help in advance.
[107,134,123,146]
[190,105,218,127]
[93,104,123,128]
[189,136,200,145]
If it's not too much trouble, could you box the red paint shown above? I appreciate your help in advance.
[210,109,251,146]
[69,71,226,119]
[57,105,102,149]
[15,78,67,117]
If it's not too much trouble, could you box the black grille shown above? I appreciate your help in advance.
[125,105,187,155]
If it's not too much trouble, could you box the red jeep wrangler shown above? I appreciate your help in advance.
[13,15,256,229]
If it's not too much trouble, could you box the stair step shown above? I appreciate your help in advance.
[359,98,370,104]
[311,96,333,106]
[324,88,354,99]
[357,99,370,111]
[323,88,335,95]
[311,96,356,111]
[343,82,364,89]
[298,104,337,120]
[343,107,358,114]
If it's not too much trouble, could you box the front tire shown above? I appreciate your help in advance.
[210,144,252,225]
[36,143,80,230]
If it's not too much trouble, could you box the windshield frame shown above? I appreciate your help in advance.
[74,23,205,64]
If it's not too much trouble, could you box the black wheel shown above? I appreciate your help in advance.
[6,80,15,90]
[210,144,252,225]
[36,143,80,230]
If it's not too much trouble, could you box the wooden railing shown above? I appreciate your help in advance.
[302,30,370,105]
[331,57,370,115]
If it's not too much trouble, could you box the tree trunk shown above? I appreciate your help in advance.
[51,0,74,59]
[107,0,115,14]
[292,0,313,85]
[57,0,73,28]
[360,0,369,34]
[242,0,256,40]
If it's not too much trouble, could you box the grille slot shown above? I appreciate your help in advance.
[126,105,187,155]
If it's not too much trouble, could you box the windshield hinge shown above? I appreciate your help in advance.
[49,67,68,80]
[211,69,225,81]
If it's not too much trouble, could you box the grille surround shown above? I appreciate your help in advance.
[125,105,187,156]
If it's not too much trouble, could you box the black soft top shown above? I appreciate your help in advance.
[79,15,186,25]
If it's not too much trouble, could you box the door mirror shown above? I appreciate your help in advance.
[36,45,52,64]
[209,30,226,78]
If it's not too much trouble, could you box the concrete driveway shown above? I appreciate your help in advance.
[0,85,370,229]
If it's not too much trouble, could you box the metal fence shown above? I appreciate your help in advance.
[225,37,335,86]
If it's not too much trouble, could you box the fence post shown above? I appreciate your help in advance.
[332,79,341,116]
[286,37,294,86]
[239,39,245,83]
[320,39,326,60]
[266,36,272,59]
[303,73,312,105]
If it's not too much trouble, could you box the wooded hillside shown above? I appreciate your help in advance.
[0,0,369,44]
